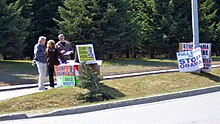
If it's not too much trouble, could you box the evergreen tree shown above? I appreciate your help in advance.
[199,0,217,43]
[0,0,29,59]
[133,0,192,58]
[202,0,220,55]
[23,0,63,58]
[57,0,139,59]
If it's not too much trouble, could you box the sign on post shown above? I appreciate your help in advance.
[177,47,204,72]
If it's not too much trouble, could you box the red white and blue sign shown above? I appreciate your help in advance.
[177,47,204,72]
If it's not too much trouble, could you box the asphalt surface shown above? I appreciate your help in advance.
[2,91,220,124]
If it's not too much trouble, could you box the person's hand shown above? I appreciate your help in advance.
[31,60,36,66]
[61,50,65,54]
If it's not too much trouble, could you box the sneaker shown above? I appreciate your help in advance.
[38,87,47,91]
[48,87,54,90]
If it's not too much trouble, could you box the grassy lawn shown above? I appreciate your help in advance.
[0,68,220,115]
[0,60,38,86]
[0,57,220,86]
[101,57,220,76]
[0,59,177,86]
[101,59,178,76]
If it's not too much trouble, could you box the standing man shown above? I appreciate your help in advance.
[34,36,47,90]
[55,34,74,60]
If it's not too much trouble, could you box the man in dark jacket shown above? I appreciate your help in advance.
[55,34,74,60]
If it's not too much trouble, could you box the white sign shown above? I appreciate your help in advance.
[76,44,96,63]
[200,43,211,59]
[180,43,211,59]
[177,47,204,72]
[201,59,212,72]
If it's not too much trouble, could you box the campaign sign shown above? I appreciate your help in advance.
[54,65,75,76]
[62,76,75,87]
[76,44,96,63]
[201,59,212,72]
[177,47,204,72]
[179,43,211,59]
[200,43,211,59]
[56,76,75,87]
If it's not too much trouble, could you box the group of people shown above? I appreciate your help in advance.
[34,34,73,90]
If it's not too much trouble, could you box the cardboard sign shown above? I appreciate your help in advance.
[76,44,96,63]
[54,65,75,76]
[201,59,212,72]
[177,47,204,72]
[179,43,212,72]
[200,43,211,59]
[56,76,75,87]
[179,43,211,59]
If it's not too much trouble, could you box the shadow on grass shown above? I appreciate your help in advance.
[77,83,125,103]
[0,61,38,85]
[99,83,125,98]
[212,57,220,62]
[192,71,220,83]
[104,59,178,67]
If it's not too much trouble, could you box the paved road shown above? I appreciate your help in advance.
[2,91,220,124]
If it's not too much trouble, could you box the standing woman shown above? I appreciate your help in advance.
[46,40,66,88]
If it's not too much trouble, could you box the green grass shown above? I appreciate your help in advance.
[0,87,88,114]
[101,58,220,76]
[0,59,178,86]
[0,60,38,86]
[0,68,220,115]
[0,58,220,86]
[101,58,178,76]
[102,69,220,99]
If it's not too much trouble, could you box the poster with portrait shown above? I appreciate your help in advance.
[76,44,96,63]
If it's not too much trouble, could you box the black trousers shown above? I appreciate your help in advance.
[48,66,55,87]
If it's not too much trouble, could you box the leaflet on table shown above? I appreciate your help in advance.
[59,60,80,66]
[63,50,74,55]
[59,60,103,66]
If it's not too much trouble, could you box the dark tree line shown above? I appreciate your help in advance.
[0,0,220,60]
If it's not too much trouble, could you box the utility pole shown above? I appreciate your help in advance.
[191,0,200,49]
[191,0,200,73]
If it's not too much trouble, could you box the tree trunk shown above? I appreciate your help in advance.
[126,49,130,58]
[133,52,137,58]
[3,53,7,60]
[108,53,113,60]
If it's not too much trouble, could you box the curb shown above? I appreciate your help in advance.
[29,85,220,118]
[0,114,28,121]
[1,85,220,121]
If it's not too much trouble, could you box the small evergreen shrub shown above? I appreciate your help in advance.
[77,62,114,102]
